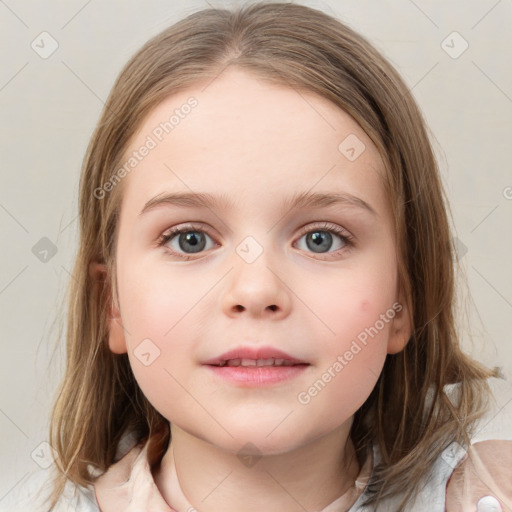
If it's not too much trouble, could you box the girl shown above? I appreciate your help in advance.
[5,2,512,511]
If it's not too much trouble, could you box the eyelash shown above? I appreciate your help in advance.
[156,222,355,260]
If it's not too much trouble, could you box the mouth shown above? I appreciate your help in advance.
[203,346,310,386]
[203,345,309,367]
[213,358,308,368]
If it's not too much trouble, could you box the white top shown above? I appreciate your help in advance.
[2,376,511,512]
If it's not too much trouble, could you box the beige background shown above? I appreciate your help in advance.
[1,0,511,501]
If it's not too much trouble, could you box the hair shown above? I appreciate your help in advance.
[48,1,496,510]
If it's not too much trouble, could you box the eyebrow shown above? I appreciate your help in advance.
[139,190,377,217]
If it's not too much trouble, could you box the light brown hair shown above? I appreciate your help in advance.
[48,2,495,509]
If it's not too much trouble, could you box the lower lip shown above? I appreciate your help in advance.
[205,364,309,386]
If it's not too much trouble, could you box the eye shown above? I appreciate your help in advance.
[294,222,354,258]
[157,224,217,259]
[157,222,354,260]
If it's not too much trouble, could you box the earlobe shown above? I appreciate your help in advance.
[387,332,410,355]
[387,294,413,355]
[89,261,128,355]
[108,314,128,354]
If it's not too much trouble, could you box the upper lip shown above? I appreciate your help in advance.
[203,346,309,366]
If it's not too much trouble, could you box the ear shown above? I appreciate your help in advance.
[386,286,413,355]
[89,261,128,354]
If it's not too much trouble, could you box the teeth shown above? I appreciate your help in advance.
[219,358,296,367]
[256,358,275,367]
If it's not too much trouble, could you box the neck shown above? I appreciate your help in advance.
[154,422,360,512]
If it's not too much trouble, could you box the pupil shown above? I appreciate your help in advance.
[307,231,332,253]
[179,232,205,253]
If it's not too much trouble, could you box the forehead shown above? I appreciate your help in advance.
[118,68,388,218]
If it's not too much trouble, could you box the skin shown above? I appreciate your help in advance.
[102,68,412,512]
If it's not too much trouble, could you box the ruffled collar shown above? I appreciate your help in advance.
[93,434,373,512]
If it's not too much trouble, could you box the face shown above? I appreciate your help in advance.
[107,68,410,455]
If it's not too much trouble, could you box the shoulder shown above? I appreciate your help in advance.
[0,468,99,512]
[444,376,512,512]
[1,430,143,512]
[445,440,512,512]
[472,376,512,442]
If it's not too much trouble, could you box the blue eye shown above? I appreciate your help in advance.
[158,226,216,257]
[294,222,354,256]
[158,222,354,260]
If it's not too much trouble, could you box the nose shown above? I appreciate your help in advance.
[221,250,292,319]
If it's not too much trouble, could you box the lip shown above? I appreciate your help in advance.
[206,364,308,387]
[202,345,308,366]
[202,345,310,387]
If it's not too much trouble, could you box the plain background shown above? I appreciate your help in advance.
[1,0,511,501]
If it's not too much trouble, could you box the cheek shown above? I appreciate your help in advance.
[297,260,397,412]
[119,257,205,340]
[117,260,214,421]
[311,256,398,347]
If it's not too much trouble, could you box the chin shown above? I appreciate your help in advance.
[214,426,310,457]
